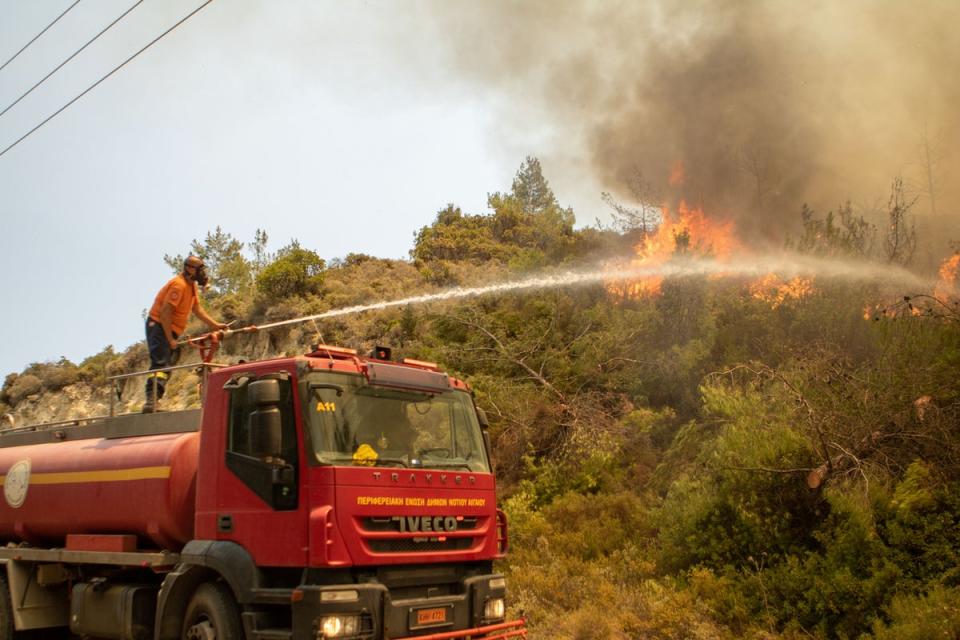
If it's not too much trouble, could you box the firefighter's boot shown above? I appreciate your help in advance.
[143,380,158,413]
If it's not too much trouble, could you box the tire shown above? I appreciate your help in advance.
[181,582,242,640]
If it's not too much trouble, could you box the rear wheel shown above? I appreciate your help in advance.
[181,583,241,640]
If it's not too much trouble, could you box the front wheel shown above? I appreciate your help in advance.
[181,582,242,640]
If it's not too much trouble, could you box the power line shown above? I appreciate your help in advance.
[0,0,82,73]
[0,0,214,160]
[0,0,146,120]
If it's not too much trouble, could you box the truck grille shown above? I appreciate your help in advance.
[362,517,479,532]
[359,516,484,554]
[367,537,474,553]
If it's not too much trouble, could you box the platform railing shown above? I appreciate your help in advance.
[107,362,226,417]
[0,415,110,434]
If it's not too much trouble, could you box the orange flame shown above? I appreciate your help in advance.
[863,303,896,320]
[607,200,739,298]
[749,275,813,308]
[605,198,813,309]
[935,254,960,301]
[606,165,959,314]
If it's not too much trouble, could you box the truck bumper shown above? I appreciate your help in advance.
[291,573,516,639]
[395,619,527,639]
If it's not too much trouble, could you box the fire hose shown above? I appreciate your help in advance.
[176,321,258,364]
[172,266,677,364]
[174,303,383,364]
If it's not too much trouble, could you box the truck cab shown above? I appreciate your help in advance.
[189,345,513,638]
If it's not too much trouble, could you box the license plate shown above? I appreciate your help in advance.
[416,607,448,626]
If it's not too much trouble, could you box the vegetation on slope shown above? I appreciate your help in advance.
[2,157,959,638]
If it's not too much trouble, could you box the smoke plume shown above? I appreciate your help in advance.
[423,0,960,253]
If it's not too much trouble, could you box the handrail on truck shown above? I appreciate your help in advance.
[107,362,226,417]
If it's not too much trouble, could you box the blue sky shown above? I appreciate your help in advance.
[0,0,605,377]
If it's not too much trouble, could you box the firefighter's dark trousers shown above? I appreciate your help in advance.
[144,319,177,408]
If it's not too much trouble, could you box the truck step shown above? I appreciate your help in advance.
[242,612,292,640]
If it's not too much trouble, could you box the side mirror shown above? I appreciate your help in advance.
[249,378,280,405]
[476,407,493,470]
[248,379,282,460]
[476,407,490,430]
[482,431,493,469]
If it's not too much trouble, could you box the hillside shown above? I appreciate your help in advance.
[3,158,959,639]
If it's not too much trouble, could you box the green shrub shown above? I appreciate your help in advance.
[17,358,82,393]
[553,606,616,640]
[516,450,625,508]
[79,346,118,385]
[105,343,147,379]
[869,586,960,639]
[40,365,80,390]
[256,245,325,301]
[655,382,821,573]
[876,468,960,589]
[758,492,900,638]
[6,374,41,404]
[687,567,753,631]
[0,373,16,404]
[208,291,252,324]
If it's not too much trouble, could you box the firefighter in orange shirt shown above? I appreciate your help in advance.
[143,256,226,412]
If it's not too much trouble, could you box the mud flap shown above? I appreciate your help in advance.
[5,560,69,630]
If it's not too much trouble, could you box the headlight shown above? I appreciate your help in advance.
[484,597,505,620]
[488,577,506,590]
[319,615,359,638]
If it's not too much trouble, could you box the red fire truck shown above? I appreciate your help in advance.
[0,345,525,639]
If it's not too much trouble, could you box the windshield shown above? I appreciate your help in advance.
[303,371,490,472]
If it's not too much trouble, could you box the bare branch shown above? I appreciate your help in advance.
[725,465,813,475]
[441,313,567,402]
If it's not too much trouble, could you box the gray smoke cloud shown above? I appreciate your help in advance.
[422,0,960,255]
